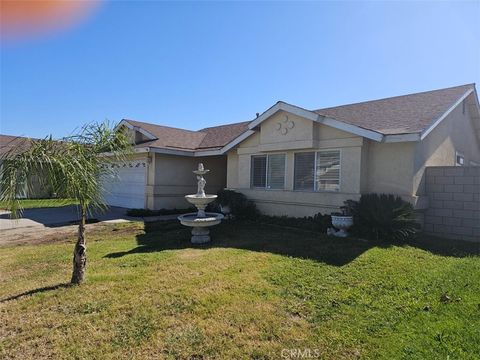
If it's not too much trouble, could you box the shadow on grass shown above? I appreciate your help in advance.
[104,220,480,266]
[406,235,480,258]
[105,220,385,266]
[0,283,72,303]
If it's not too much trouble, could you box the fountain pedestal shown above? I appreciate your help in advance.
[178,212,224,243]
[178,163,224,244]
[192,227,209,243]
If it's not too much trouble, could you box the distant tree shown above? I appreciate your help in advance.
[0,122,132,284]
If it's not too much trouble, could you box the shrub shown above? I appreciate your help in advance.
[126,207,195,217]
[256,212,332,233]
[214,189,259,219]
[346,194,419,242]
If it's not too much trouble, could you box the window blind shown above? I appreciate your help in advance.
[251,155,267,188]
[267,154,285,189]
[294,152,315,190]
[316,150,340,191]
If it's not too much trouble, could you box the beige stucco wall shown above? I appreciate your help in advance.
[226,111,364,216]
[363,141,416,196]
[360,96,480,208]
[146,153,226,210]
[413,96,480,197]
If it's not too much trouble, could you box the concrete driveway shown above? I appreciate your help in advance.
[0,205,134,231]
[0,206,181,247]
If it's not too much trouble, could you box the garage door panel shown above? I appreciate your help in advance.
[101,160,146,209]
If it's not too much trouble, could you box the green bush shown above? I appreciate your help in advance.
[346,194,419,242]
[256,212,332,233]
[214,189,259,219]
[126,207,195,217]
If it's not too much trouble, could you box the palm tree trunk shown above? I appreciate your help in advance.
[71,205,87,284]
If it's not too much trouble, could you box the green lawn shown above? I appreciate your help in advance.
[1,221,479,359]
[0,198,78,210]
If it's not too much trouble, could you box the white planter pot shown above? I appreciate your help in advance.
[220,205,231,215]
[331,215,354,237]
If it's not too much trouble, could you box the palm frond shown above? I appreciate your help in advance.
[0,121,133,219]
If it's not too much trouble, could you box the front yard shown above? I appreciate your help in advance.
[1,221,479,359]
[0,198,78,210]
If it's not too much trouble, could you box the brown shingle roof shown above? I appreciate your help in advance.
[121,84,477,152]
[198,121,250,149]
[125,119,206,151]
[0,134,37,157]
[314,84,474,135]
[124,119,250,151]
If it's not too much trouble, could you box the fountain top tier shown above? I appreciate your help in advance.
[192,162,209,176]
[192,163,210,198]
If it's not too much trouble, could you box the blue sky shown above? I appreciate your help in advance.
[1,1,479,139]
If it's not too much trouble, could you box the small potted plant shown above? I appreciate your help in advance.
[330,200,355,237]
[216,189,235,218]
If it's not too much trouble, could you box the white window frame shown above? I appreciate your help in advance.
[455,151,465,166]
[293,149,342,192]
[250,153,286,190]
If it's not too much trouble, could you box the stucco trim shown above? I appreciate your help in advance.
[383,133,421,142]
[420,87,475,141]
[318,115,384,142]
[148,147,196,157]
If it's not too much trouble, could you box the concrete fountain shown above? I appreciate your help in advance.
[178,163,224,244]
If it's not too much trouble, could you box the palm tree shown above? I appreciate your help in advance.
[0,122,132,284]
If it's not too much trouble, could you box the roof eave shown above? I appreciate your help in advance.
[118,119,158,141]
[383,133,421,143]
[420,87,475,141]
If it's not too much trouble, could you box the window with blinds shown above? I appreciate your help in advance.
[251,154,285,189]
[316,151,340,191]
[294,152,315,190]
[267,154,285,189]
[251,155,267,188]
[294,150,340,191]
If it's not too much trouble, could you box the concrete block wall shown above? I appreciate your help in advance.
[424,166,479,242]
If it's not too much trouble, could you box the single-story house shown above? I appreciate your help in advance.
[5,84,477,217]
[106,83,480,216]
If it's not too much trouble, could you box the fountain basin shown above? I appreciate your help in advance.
[178,212,224,244]
[178,212,224,227]
[184,194,217,207]
[185,194,217,218]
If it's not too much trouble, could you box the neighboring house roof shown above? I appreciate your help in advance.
[314,84,475,135]
[0,134,37,157]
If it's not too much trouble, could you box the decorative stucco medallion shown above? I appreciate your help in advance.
[276,115,295,135]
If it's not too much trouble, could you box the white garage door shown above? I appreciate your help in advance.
[102,160,146,209]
